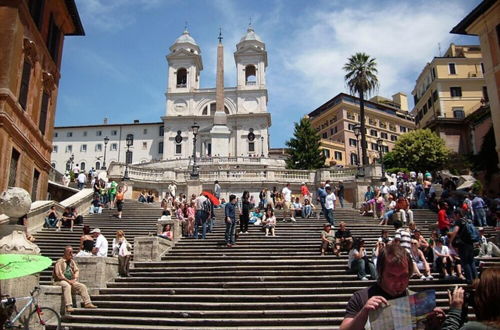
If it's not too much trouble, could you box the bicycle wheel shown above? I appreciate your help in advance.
[25,307,61,330]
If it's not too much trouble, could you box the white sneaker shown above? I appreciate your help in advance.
[426,275,434,280]
[361,277,369,281]
[420,275,426,280]
[291,217,296,222]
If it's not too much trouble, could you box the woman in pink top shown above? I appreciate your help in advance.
[186,201,195,237]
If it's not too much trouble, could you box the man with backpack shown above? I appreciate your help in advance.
[194,193,211,240]
[449,209,478,283]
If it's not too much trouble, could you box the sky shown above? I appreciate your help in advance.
[57,0,481,148]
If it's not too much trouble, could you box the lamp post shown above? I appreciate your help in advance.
[377,138,385,179]
[353,124,364,178]
[123,134,134,180]
[190,122,200,179]
[102,136,110,170]
[261,136,264,157]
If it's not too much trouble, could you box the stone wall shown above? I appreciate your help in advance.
[133,236,172,262]
[73,256,119,295]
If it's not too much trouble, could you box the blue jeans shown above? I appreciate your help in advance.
[45,217,58,228]
[338,196,344,208]
[383,210,394,221]
[474,208,487,227]
[458,244,477,283]
[302,205,312,218]
[325,208,335,226]
[225,220,236,245]
[350,258,377,280]
[207,217,215,233]
[194,210,208,239]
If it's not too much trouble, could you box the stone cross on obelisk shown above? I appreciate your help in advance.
[210,28,231,157]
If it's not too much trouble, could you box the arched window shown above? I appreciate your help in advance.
[245,65,256,85]
[176,68,187,87]
[95,161,101,170]
[80,162,86,171]
[202,103,229,116]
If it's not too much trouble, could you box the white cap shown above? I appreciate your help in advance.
[90,228,101,234]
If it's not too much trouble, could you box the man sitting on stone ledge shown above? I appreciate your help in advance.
[91,228,108,257]
[53,246,97,313]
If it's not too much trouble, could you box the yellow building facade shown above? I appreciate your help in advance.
[411,44,488,153]
[308,93,415,167]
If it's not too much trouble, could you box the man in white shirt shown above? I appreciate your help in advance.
[77,172,87,190]
[282,183,295,222]
[325,186,336,226]
[168,182,177,198]
[91,228,108,257]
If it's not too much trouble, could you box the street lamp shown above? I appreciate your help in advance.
[123,134,134,180]
[377,137,385,179]
[102,136,110,170]
[261,136,264,157]
[353,124,361,166]
[190,122,200,179]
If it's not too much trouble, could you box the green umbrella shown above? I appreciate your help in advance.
[0,254,52,280]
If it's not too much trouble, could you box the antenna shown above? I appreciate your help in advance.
[249,17,252,27]
[184,21,188,32]
[438,43,441,56]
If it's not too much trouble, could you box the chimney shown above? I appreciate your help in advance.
[392,92,408,111]
[103,117,108,125]
[133,120,140,124]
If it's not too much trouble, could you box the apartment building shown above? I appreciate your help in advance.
[308,92,416,167]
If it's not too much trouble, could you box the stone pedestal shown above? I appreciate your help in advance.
[73,256,119,295]
[186,179,202,198]
[133,236,172,262]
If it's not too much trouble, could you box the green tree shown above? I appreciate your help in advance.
[285,117,326,169]
[389,129,449,172]
[343,52,379,166]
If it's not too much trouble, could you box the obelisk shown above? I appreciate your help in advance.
[210,29,231,157]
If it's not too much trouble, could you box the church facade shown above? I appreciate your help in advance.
[162,27,271,160]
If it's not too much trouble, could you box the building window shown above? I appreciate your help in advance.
[334,151,342,161]
[431,67,436,80]
[480,62,485,74]
[80,144,87,152]
[248,142,255,152]
[371,143,379,151]
[322,149,330,158]
[175,143,182,154]
[245,65,257,85]
[19,60,32,110]
[95,161,101,170]
[423,104,428,114]
[389,124,396,132]
[95,144,102,152]
[450,87,462,97]
[67,132,72,137]
[347,112,355,120]
[96,130,102,136]
[83,131,87,137]
[349,138,357,146]
[322,132,327,139]
[111,130,117,136]
[31,169,40,202]
[350,153,358,165]
[38,92,49,135]
[28,0,45,30]
[380,132,388,139]
[110,143,117,151]
[80,162,85,171]
[176,68,187,87]
[427,97,432,108]
[379,121,386,129]
[400,126,407,133]
[143,128,148,135]
[158,141,164,154]
[448,63,456,75]
[47,14,61,62]
[142,142,147,150]
[65,145,72,153]
[482,86,489,102]
[348,123,356,131]
[453,108,465,119]
[369,129,378,137]
[125,151,133,164]
[432,90,438,102]
[54,132,58,138]
[53,145,58,153]
[390,135,397,141]
[369,118,376,125]
[159,125,164,136]
[8,148,20,187]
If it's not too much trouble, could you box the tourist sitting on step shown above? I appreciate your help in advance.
[249,207,264,226]
[89,194,103,214]
[112,230,132,277]
[292,197,303,218]
[158,224,173,240]
[413,229,432,263]
[377,229,393,245]
[433,238,458,279]
[302,198,315,219]
[262,209,276,237]
[44,205,59,228]
[410,239,434,280]
[57,207,75,232]
[76,225,94,257]
[341,244,445,330]
[476,227,500,257]
[91,228,109,257]
[378,194,396,226]
[138,191,147,203]
[53,246,98,313]
[395,194,414,224]
[72,207,84,225]
[347,238,377,281]
[146,191,155,203]
[320,223,334,256]
[372,240,386,267]
[374,196,385,219]
[360,186,375,216]
[334,222,353,257]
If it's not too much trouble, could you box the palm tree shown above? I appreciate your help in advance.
[343,53,379,166]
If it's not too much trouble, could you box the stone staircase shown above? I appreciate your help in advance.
[34,200,162,285]
[54,205,499,329]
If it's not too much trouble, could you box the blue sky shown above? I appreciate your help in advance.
[57,0,481,147]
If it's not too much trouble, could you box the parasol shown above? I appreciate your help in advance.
[201,191,220,206]
[0,254,52,280]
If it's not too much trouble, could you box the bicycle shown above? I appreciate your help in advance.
[1,286,61,329]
